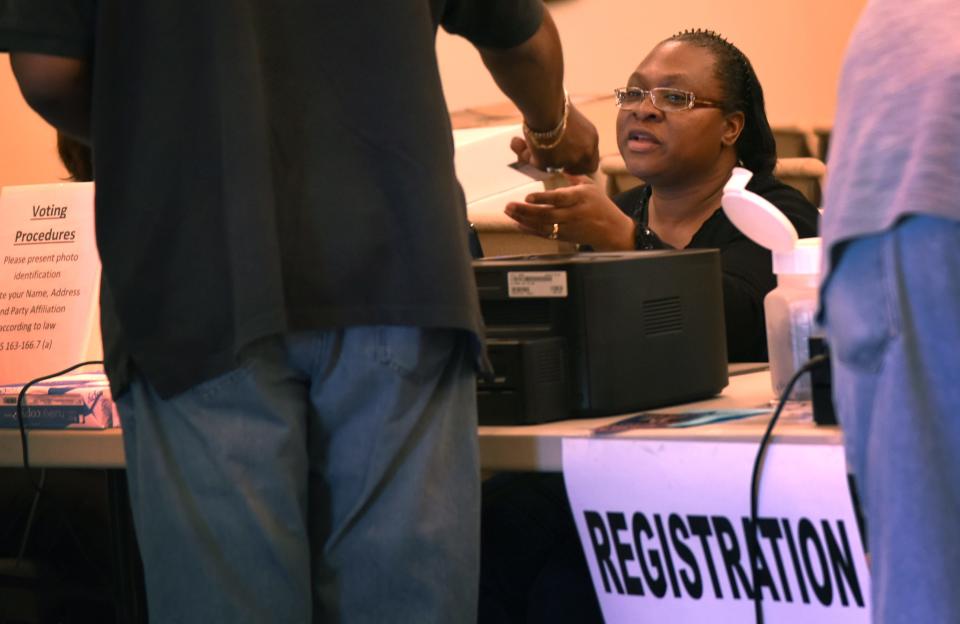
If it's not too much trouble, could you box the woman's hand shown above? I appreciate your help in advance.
[504,177,637,251]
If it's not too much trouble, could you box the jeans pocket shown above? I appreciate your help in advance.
[192,364,257,403]
[823,235,898,373]
[190,341,279,403]
[375,326,457,383]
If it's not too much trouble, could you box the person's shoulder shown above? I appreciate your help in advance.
[746,173,820,237]
[0,0,95,58]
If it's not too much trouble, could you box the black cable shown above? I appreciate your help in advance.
[13,360,104,570]
[16,360,104,492]
[749,353,829,624]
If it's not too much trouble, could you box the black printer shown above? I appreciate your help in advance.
[474,251,728,425]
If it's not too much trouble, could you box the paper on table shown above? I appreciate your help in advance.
[591,408,771,435]
[0,368,116,429]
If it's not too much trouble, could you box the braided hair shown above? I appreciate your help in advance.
[666,29,777,176]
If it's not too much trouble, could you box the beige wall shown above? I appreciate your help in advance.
[1,0,867,188]
[438,0,868,128]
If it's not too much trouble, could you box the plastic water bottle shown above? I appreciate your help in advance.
[764,239,821,400]
[721,167,823,403]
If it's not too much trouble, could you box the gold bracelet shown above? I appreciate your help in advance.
[523,89,569,150]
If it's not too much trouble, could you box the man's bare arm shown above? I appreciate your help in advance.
[10,52,91,142]
[478,10,598,174]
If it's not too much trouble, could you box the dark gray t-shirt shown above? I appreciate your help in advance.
[1,0,544,397]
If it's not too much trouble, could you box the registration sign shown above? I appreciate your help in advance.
[563,438,870,623]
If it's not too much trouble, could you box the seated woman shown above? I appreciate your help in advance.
[480,29,819,624]
[504,29,818,362]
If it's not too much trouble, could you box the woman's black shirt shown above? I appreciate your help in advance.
[613,174,820,362]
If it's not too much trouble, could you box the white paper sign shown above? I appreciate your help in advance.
[563,438,870,623]
[454,125,531,203]
[0,183,101,385]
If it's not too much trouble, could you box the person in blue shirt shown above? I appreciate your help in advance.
[820,0,960,620]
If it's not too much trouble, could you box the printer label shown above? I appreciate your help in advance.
[507,271,568,298]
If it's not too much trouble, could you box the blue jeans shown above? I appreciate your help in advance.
[823,216,960,623]
[117,327,479,623]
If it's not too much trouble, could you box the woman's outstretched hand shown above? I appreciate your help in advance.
[504,176,636,251]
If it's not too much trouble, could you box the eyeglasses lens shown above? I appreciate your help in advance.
[616,88,691,113]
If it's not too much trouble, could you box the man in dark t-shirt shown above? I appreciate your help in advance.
[0,1,599,621]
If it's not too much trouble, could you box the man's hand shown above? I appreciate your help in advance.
[515,103,599,175]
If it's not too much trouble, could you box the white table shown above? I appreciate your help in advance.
[0,370,839,471]
[479,370,841,471]
[0,368,842,624]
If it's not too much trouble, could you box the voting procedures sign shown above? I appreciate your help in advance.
[563,438,870,623]
[0,183,101,385]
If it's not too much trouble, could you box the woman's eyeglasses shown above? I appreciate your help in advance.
[614,87,722,113]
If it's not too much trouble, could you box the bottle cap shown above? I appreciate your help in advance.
[721,167,798,253]
[721,167,822,274]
